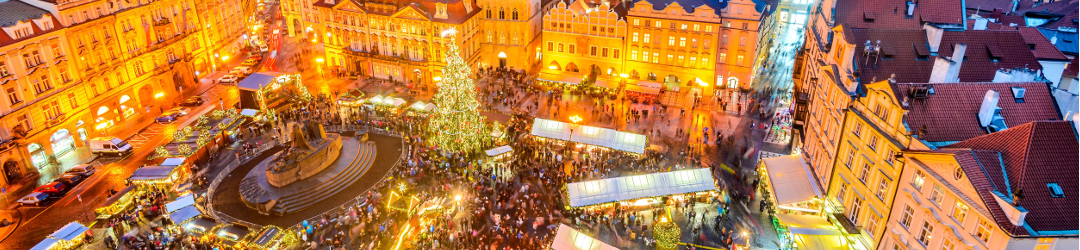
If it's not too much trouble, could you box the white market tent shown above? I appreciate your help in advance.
[530,118,647,154]
[240,109,259,116]
[129,165,179,181]
[167,195,196,213]
[485,145,513,156]
[566,168,715,207]
[367,95,385,104]
[161,157,186,167]
[550,224,619,250]
[49,222,89,241]
[761,155,822,206]
[391,98,406,107]
[30,238,59,250]
[410,101,427,111]
[531,118,572,141]
[169,205,203,224]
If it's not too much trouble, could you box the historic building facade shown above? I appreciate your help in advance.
[540,0,627,90]
[474,0,545,70]
[0,0,250,188]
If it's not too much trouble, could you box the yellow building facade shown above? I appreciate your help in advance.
[540,0,627,90]
[474,0,545,70]
[0,0,251,187]
[825,79,913,249]
[313,0,485,87]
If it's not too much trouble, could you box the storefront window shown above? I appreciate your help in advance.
[51,129,75,157]
[28,143,47,168]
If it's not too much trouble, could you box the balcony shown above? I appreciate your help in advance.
[153,64,174,75]
[153,18,171,27]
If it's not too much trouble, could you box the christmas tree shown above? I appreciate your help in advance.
[428,29,487,153]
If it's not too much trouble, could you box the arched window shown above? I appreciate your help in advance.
[486,9,491,19]
[727,77,739,88]
[512,9,518,20]
[499,9,505,19]
[548,61,561,71]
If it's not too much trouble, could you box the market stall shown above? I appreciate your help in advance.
[485,145,513,158]
[245,226,300,250]
[624,81,662,103]
[45,222,90,249]
[214,224,251,248]
[531,118,648,154]
[166,195,196,214]
[566,168,716,208]
[30,238,60,250]
[550,224,619,250]
[168,205,203,226]
[95,185,139,219]
[183,217,219,237]
[128,165,187,186]
[757,155,847,250]
[530,118,572,141]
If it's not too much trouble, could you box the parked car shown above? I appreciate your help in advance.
[249,55,263,61]
[33,182,68,196]
[241,58,259,66]
[180,96,205,107]
[258,44,269,52]
[218,74,239,84]
[56,174,84,186]
[89,137,133,156]
[156,107,191,123]
[17,192,50,206]
[232,66,253,75]
[64,164,96,177]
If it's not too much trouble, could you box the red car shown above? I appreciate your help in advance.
[33,182,68,196]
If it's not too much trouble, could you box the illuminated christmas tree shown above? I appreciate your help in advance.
[428,29,486,153]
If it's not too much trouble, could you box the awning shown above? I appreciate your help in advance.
[166,195,196,213]
[485,146,513,156]
[252,227,281,246]
[240,109,259,116]
[161,157,186,166]
[625,84,661,95]
[791,234,849,250]
[490,130,505,138]
[390,98,406,107]
[424,103,436,112]
[367,95,384,104]
[551,224,619,250]
[216,224,251,242]
[539,73,584,85]
[569,126,615,147]
[169,205,202,224]
[566,168,715,207]
[409,101,428,111]
[775,214,841,236]
[30,238,59,250]
[593,79,617,89]
[761,155,822,205]
[607,131,647,154]
[129,165,179,181]
[49,222,89,241]
[237,72,286,91]
[102,185,137,206]
[185,217,218,234]
[531,118,572,141]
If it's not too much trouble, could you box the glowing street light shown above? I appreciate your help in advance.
[569,115,582,124]
[316,58,325,63]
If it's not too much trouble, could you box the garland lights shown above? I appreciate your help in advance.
[426,28,488,153]
[652,208,681,250]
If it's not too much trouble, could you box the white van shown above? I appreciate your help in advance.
[232,66,253,76]
[89,137,133,156]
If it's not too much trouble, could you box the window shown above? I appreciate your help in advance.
[876,178,889,200]
[547,42,553,51]
[51,43,62,58]
[853,122,864,137]
[900,205,914,228]
[693,24,700,31]
[1049,183,1065,197]
[911,170,926,190]
[736,55,744,65]
[7,87,21,105]
[633,19,640,26]
[885,148,896,165]
[13,27,31,39]
[632,32,639,42]
[705,25,712,32]
[952,202,969,224]
[942,238,956,250]
[557,43,564,53]
[644,34,651,43]
[679,37,686,47]
[42,100,61,120]
[613,49,620,59]
[680,23,687,30]
[666,54,673,63]
[689,57,696,67]
[929,185,945,206]
[917,221,934,245]
[0,61,8,76]
[740,37,747,46]
[652,53,658,63]
[1035,238,1055,250]
[641,52,648,62]
[631,50,638,60]
[976,219,992,242]
[512,10,518,20]
[668,36,675,46]
[569,44,576,54]
[486,9,491,18]
[719,53,726,62]
[654,20,661,27]
[67,93,79,108]
[722,35,728,44]
[868,136,879,151]
[848,196,862,223]
[601,48,608,57]
[498,9,504,19]
[865,215,879,236]
[859,163,871,183]
[836,181,847,203]
[32,75,53,94]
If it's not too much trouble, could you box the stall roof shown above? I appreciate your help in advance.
[240,109,259,116]
[569,126,615,148]
[169,205,202,224]
[237,72,286,91]
[566,168,715,207]
[423,103,436,112]
[252,227,281,246]
[102,185,137,206]
[531,118,572,141]
[391,98,406,107]
[761,155,822,205]
[30,238,59,250]
[167,195,196,214]
[129,165,179,181]
[481,111,511,124]
[409,101,427,111]
[368,95,384,104]
[49,222,89,241]
[217,224,251,241]
[185,217,218,233]
[593,79,617,89]
[608,131,648,154]
[551,224,619,250]
[539,73,584,85]
[161,157,186,166]
[485,145,513,156]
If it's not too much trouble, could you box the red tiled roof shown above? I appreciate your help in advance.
[320,0,480,24]
[1064,57,1078,77]
[835,0,963,29]
[944,121,1080,235]
[893,82,1060,142]
[852,29,1044,85]
[1017,27,1070,61]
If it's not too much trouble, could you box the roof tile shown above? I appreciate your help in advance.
[893,82,1059,142]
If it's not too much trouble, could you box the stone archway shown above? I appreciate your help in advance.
[3,159,23,184]
[138,84,155,109]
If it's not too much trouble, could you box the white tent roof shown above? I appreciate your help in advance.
[167,195,196,214]
[169,205,203,224]
[569,126,615,147]
[607,131,647,154]
[551,224,619,250]
[391,98,406,107]
[424,103,436,111]
[30,238,59,250]
[161,157,186,166]
[49,222,89,241]
[368,95,384,103]
[531,118,572,141]
[566,168,715,207]
[410,101,427,110]
[485,145,513,156]
[241,109,259,116]
[761,155,822,205]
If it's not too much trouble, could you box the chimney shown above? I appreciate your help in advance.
[924,24,944,53]
[1011,0,1019,12]
[906,1,915,16]
[977,89,1001,127]
[929,43,966,83]
[973,18,988,30]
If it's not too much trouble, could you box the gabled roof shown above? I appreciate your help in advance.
[1016,27,1070,61]
[1037,28,1079,56]
[943,121,1079,236]
[628,0,725,16]
[835,0,963,30]
[336,0,480,24]
[0,0,63,46]
[892,82,1059,142]
[851,28,1043,85]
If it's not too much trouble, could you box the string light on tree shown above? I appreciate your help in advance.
[427,28,488,153]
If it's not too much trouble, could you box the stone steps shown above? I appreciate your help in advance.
[270,141,377,214]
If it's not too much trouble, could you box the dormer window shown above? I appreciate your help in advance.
[13,28,32,39]
[1048,183,1064,197]
[1011,87,1026,103]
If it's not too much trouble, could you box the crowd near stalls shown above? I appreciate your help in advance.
[756,155,850,250]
